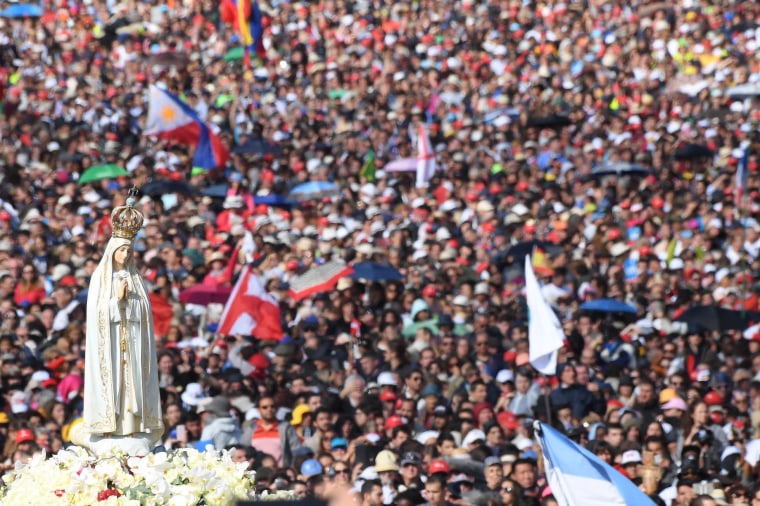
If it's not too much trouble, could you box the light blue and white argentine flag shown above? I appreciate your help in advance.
[535,422,657,506]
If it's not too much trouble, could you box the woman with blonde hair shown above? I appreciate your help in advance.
[339,374,366,411]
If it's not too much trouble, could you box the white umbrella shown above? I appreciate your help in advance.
[678,81,709,96]
[727,82,760,98]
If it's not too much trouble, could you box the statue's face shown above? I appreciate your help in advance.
[113,244,132,267]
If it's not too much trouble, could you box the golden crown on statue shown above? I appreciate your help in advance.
[111,187,144,241]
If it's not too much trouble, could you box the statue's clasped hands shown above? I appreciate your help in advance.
[118,278,129,300]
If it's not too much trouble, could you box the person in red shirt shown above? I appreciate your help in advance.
[202,246,239,287]
[217,195,249,234]
[14,265,46,307]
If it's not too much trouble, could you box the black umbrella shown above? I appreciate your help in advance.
[675,306,760,332]
[505,241,562,260]
[637,1,671,16]
[674,143,714,161]
[590,162,651,178]
[311,142,333,152]
[59,152,86,163]
[702,109,731,120]
[141,180,199,197]
[232,139,283,156]
[732,21,759,33]
[526,114,572,129]
[144,52,190,67]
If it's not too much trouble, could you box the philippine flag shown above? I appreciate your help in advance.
[145,85,230,170]
[536,422,657,506]
[217,266,283,341]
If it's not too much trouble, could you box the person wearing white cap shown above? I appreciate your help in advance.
[620,450,642,479]
[180,382,206,410]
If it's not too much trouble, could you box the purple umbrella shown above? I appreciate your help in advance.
[179,284,233,305]
[384,158,417,172]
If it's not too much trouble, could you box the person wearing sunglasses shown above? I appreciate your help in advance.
[329,460,351,485]
[243,395,301,468]
[727,485,750,505]
[499,479,520,506]
[750,484,760,506]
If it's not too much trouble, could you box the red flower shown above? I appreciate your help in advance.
[97,489,121,501]
[54,489,66,497]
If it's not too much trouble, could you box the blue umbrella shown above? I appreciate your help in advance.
[289,181,341,201]
[254,194,297,208]
[579,299,637,315]
[0,4,43,17]
[349,262,403,282]
[202,183,229,198]
[232,138,283,156]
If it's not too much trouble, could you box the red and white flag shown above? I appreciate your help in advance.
[217,266,283,340]
[416,124,436,188]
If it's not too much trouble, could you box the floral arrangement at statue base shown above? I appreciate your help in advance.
[0,446,294,505]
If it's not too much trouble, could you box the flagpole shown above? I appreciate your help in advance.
[543,375,552,427]
[534,421,545,478]
[525,253,563,430]
[740,192,750,310]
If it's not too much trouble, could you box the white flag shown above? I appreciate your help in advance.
[415,124,436,188]
[525,256,564,375]
[241,231,256,263]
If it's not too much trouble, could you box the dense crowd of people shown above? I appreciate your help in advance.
[2,0,760,504]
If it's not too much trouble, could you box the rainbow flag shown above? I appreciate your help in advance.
[221,0,266,66]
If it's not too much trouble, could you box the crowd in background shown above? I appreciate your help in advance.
[2,0,760,505]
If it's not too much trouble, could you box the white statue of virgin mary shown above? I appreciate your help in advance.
[73,190,163,456]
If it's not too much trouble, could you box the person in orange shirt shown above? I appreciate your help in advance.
[241,396,301,467]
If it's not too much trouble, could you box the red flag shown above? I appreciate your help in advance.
[217,266,283,340]
[350,318,362,338]
[149,292,173,338]
[220,0,238,24]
